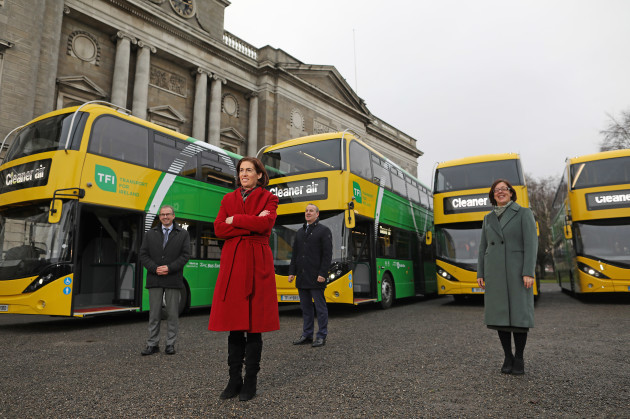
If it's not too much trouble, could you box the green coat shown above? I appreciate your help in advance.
[477,202,538,328]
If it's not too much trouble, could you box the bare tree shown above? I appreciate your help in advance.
[525,173,559,279]
[600,110,630,151]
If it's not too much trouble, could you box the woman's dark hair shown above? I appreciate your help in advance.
[236,157,269,188]
[488,178,517,206]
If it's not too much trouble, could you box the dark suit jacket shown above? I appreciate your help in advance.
[139,222,190,289]
[288,219,333,289]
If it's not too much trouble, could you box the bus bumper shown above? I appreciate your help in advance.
[0,274,73,316]
[275,272,355,304]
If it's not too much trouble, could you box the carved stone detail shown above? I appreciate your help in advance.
[150,65,187,97]
[67,31,101,66]
[222,93,239,117]
[291,109,304,131]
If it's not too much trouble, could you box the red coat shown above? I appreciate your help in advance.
[208,187,280,333]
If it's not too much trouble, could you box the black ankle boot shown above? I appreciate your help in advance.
[501,355,514,374]
[512,357,525,375]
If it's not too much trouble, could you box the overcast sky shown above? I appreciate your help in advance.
[224,0,630,187]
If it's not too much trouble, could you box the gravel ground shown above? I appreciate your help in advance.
[1,283,629,418]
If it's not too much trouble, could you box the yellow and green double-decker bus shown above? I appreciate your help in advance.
[551,149,630,293]
[433,153,539,301]
[261,132,435,309]
[0,102,240,317]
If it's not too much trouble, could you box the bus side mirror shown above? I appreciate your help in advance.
[564,225,572,240]
[425,230,433,245]
[344,209,356,229]
[48,199,63,224]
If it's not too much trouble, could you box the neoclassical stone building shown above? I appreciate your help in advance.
[0,0,421,175]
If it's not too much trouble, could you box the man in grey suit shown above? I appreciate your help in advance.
[139,205,190,356]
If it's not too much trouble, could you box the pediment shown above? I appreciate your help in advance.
[56,75,107,97]
[148,105,186,123]
[220,127,245,143]
[281,64,368,114]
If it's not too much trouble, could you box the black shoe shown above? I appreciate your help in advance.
[501,355,514,374]
[312,337,326,347]
[141,346,159,356]
[292,335,313,345]
[165,345,175,355]
[512,357,525,375]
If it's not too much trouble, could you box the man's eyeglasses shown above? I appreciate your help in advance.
[494,187,510,193]
[159,213,174,217]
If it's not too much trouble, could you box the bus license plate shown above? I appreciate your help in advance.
[0,305,8,312]
[472,288,485,293]
[280,295,300,301]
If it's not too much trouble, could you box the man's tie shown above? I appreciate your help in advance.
[163,228,170,248]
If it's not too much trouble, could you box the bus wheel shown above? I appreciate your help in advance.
[380,274,394,309]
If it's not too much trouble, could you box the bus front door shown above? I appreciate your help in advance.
[351,222,375,304]
[73,204,143,317]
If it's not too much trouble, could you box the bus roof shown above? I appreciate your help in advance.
[263,132,358,152]
[567,148,630,165]
[436,153,521,169]
[9,102,242,160]
[263,131,429,189]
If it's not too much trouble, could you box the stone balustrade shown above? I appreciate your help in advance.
[223,30,257,60]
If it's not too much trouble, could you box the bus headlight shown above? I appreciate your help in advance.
[22,263,72,293]
[327,262,350,283]
[438,268,458,281]
[577,262,609,279]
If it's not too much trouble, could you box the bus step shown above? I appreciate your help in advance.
[73,306,140,317]
[353,298,377,305]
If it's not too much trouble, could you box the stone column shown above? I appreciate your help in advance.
[111,31,137,107]
[207,74,226,147]
[132,41,156,120]
[246,92,259,157]
[192,68,210,140]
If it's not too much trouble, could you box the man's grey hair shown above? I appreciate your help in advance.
[306,203,319,213]
[160,205,175,215]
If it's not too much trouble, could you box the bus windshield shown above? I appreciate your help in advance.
[261,138,342,179]
[270,211,345,275]
[574,220,630,267]
[0,202,74,281]
[435,223,481,270]
[3,112,85,164]
[570,156,630,189]
[434,159,523,193]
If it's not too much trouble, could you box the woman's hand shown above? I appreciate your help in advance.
[523,276,535,289]
[258,210,270,217]
[476,277,485,289]
[225,216,233,225]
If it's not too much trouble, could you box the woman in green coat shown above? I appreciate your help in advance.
[476,179,538,375]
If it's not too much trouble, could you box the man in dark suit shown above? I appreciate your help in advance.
[288,203,333,348]
[139,205,190,356]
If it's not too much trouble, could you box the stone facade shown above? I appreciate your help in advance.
[0,0,422,176]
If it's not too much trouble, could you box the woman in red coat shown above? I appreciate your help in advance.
[209,156,279,401]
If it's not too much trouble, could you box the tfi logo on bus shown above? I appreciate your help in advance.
[352,181,362,203]
[95,165,117,192]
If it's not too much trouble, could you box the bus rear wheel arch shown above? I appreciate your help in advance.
[380,273,394,309]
